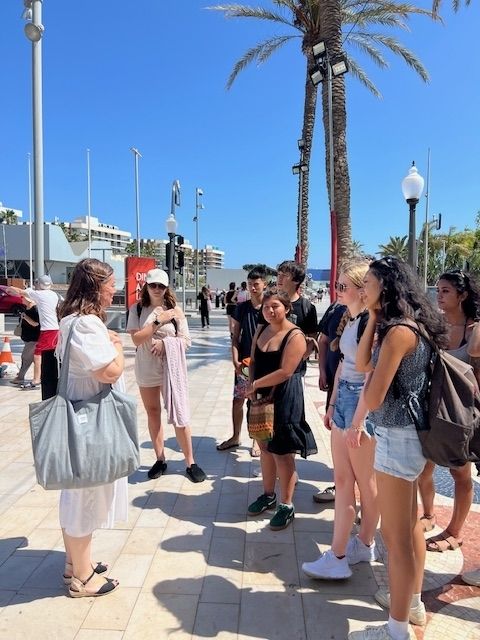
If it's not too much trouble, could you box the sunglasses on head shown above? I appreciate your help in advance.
[147,282,166,290]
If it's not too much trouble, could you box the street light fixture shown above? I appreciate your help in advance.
[194,187,204,300]
[401,161,425,271]
[310,40,349,300]
[23,0,45,279]
[166,214,178,288]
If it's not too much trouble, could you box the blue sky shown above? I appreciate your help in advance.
[0,0,479,269]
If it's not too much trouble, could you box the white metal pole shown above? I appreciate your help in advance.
[423,148,431,290]
[86,148,92,258]
[130,148,142,257]
[195,190,199,299]
[27,152,33,287]
[2,224,7,278]
[31,0,45,278]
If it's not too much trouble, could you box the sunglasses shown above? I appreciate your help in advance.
[147,282,166,290]
[334,281,350,292]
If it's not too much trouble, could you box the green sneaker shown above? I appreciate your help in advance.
[247,493,277,516]
[269,504,295,530]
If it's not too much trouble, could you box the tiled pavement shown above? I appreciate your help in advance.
[0,309,479,639]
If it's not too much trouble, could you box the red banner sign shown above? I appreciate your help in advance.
[125,256,156,310]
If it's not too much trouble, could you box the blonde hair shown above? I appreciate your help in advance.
[330,260,369,352]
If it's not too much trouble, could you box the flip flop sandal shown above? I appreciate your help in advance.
[426,532,463,552]
[419,514,436,532]
[216,441,240,451]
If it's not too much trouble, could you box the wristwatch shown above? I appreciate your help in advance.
[153,316,160,326]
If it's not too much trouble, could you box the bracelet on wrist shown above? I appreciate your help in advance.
[328,403,335,408]
[351,425,364,432]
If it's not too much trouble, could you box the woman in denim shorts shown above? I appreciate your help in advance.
[350,257,447,640]
[302,261,379,582]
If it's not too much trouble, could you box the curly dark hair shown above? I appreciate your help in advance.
[438,270,480,321]
[369,256,447,348]
[59,259,113,322]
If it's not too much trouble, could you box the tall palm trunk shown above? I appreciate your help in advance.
[299,54,318,270]
[321,0,352,264]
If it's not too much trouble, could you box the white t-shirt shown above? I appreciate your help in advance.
[25,288,59,330]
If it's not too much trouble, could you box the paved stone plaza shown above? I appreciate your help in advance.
[0,309,479,639]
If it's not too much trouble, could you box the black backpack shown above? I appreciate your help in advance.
[396,324,480,468]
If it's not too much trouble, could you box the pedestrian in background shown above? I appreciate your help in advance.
[10,300,41,388]
[197,286,210,329]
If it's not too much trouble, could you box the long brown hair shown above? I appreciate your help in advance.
[59,259,113,322]
[140,284,177,310]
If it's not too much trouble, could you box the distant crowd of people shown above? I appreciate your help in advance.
[5,256,480,640]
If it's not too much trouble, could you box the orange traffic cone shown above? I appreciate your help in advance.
[0,337,15,365]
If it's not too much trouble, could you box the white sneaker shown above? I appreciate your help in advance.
[302,549,352,580]
[462,569,480,587]
[348,623,414,639]
[374,588,426,626]
[346,535,379,565]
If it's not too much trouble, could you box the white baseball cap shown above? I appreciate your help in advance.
[145,269,169,287]
[36,275,52,289]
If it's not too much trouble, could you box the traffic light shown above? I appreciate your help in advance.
[176,235,184,246]
[178,250,185,270]
[165,243,174,274]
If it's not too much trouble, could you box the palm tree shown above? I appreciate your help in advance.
[209,1,436,267]
[0,209,18,224]
[378,235,408,260]
[433,0,472,13]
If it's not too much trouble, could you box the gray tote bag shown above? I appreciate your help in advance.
[29,317,140,490]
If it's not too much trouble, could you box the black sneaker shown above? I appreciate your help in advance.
[247,493,277,516]
[186,463,206,483]
[269,504,295,530]
[147,460,167,479]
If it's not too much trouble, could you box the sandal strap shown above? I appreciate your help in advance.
[80,569,97,586]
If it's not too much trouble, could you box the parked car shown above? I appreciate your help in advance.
[0,286,26,314]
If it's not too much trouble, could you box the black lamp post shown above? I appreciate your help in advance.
[292,138,307,264]
[401,162,424,271]
[166,214,178,287]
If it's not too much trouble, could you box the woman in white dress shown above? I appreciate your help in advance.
[57,258,127,598]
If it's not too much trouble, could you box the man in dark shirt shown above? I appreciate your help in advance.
[216,267,267,451]
[276,261,318,371]
[11,301,41,387]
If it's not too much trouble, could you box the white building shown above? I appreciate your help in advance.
[0,204,23,221]
[68,216,131,253]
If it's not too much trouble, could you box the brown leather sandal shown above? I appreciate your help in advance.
[68,570,119,598]
[426,531,463,552]
[419,514,436,533]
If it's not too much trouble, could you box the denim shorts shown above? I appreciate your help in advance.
[332,379,374,437]
[373,424,426,482]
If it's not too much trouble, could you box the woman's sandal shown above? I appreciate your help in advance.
[419,513,436,533]
[68,569,119,598]
[63,561,109,585]
[426,531,463,552]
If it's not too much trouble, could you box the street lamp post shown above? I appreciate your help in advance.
[194,188,204,299]
[86,148,92,258]
[1,222,7,278]
[166,214,178,288]
[310,41,348,300]
[292,139,307,264]
[401,162,425,271]
[23,0,45,279]
[130,147,142,257]
[27,152,33,287]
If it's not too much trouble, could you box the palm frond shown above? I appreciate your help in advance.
[207,4,295,28]
[347,33,389,68]
[342,8,409,31]
[366,34,430,81]
[345,55,382,97]
[225,35,295,89]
